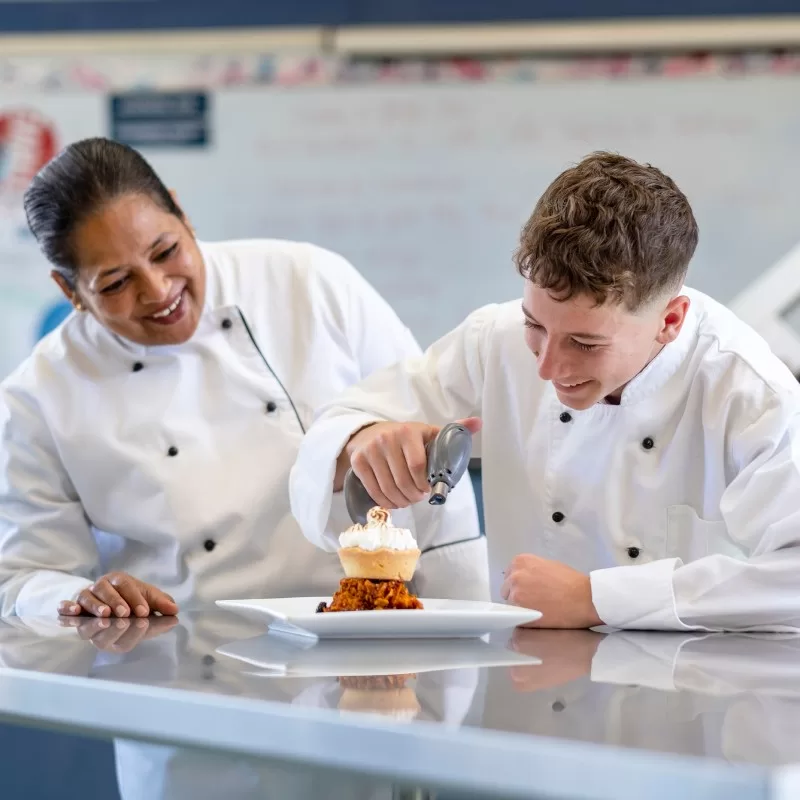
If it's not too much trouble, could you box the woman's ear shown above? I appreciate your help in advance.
[51,271,83,310]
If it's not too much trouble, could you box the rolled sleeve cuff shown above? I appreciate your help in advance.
[15,571,94,617]
[590,558,696,631]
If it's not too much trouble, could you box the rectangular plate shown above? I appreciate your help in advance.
[215,597,542,639]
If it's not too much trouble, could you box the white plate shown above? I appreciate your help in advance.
[216,634,542,677]
[215,597,542,639]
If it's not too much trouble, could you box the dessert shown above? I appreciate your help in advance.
[337,506,420,581]
[318,577,423,612]
[337,674,421,721]
[316,507,423,612]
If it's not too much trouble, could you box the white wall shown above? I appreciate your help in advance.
[2,50,799,377]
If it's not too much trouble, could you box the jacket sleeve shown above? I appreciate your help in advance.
[292,251,492,600]
[591,388,800,632]
[308,244,421,379]
[0,379,97,616]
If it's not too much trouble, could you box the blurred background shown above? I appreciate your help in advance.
[2,1,800,381]
[2,4,800,798]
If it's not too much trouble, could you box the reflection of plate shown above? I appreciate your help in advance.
[216,633,541,677]
[215,597,541,639]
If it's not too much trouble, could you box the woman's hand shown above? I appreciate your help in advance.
[58,572,178,618]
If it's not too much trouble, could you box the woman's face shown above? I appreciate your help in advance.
[53,193,206,347]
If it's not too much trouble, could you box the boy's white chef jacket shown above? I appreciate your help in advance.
[0,240,488,616]
[290,287,800,631]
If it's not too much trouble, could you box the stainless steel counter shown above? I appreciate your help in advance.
[0,612,797,799]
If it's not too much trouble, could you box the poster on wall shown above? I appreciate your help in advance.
[0,95,104,380]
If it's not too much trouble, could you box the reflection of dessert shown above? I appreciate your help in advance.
[317,507,423,612]
[338,674,421,720]
[339,674,415,690]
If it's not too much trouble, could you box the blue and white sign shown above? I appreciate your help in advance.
[110,92,209,148]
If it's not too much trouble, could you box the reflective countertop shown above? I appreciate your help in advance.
[1,611,799,799]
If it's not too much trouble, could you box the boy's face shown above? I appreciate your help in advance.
[522,282,689,409]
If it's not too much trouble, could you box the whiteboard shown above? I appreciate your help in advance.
[141,75,800,347]
[2,70,800,382]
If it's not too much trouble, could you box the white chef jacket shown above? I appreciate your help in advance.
[290,287,800,632]
[0,239,487,616]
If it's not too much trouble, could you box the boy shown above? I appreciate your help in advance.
[290,152,800,631]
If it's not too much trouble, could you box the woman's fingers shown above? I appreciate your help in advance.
[89,577,131,618]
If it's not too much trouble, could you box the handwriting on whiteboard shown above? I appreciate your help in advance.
[207,78,800,345]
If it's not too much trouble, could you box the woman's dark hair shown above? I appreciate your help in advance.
[23,137,184,288]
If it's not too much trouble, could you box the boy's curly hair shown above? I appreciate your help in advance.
[515,152,698,311]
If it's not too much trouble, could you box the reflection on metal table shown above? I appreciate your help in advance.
[0,610,798,799]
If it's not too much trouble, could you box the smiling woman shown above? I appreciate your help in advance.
[24,139,206,347]
[0,136,489,618]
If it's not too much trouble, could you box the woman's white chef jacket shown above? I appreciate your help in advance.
[290,287,800,632]
[0,239,488,616]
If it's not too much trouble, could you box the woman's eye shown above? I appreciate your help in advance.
[100,277,128,295]
[154,244,178,263]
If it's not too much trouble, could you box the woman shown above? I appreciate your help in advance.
[0,137,488,617]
